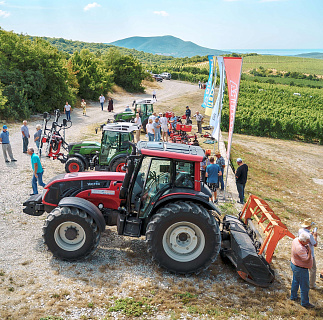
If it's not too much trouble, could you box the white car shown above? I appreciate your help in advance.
[160,72,171,80]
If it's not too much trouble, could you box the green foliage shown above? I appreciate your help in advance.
[70,49,113,100]
[108,297,153,317]
[221,80,323,144]
[107,52,145,92]
[39,317,64,320]
[0,28,78,119]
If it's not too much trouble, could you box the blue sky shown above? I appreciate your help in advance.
[0,0,322,49]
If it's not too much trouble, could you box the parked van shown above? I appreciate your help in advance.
[160,72,171,80]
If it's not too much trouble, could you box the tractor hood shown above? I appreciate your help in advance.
[43,172,126,208]
[46,171,126,188]
[68,141,101,153]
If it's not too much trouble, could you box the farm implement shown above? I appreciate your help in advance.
[23,142,293,287]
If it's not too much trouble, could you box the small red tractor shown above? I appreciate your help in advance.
[23,142,292,286]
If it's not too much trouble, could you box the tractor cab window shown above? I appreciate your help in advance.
[174,161,194,189]
[120,132,132,151]
[139,158,171,216]
[100,130,119,165]
[146,104,153,115]
[136,104,146,116]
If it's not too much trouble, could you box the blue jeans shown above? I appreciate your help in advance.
[236,182,245,203]
[219,169,224,190]
[148,133,154,141]
[32,171,46,195]
[23,136,29,153]
[100,102,104,110]
[290,262,310,306]
[66,110,71,121]
[155,131,161,142]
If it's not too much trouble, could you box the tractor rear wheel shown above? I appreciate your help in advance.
[110,157,127,172]
[65,157,85,173]
[43,206,100,260]
[146,201,221,274]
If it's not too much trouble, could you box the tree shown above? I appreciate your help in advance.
[109,55,145,92]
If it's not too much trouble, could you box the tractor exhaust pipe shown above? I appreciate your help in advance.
[119,142,137,199]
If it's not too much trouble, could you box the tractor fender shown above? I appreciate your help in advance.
[150,194,221,220]
[58,197,106,232]
[110,153,129,166]
[69,153,89,168]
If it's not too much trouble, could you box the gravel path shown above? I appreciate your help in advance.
[1,80,221,320]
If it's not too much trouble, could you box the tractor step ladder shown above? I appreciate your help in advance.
[239,195,295,264]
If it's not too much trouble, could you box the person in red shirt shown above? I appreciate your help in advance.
[290,232,314,308]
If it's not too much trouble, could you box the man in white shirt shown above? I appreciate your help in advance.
[134,113,142,142]
[194,111,204,134]
[159,113,168,142]
[64,102,72,121]
[298,218,318,289]
[99,94,105,111]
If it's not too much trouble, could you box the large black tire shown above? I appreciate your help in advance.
[146,201,221,274]
[65,157,85,173]
[43,206,100,260]
[110,156,127,172]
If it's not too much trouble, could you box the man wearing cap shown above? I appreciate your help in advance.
[298,218,318,289]
[0,125,17,163]
[290,232,314,308]
[215,152,225,190]
[185,106,191,125]
[125,105,131,112]
[235,158,248,204]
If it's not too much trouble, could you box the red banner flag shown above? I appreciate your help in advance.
[223,57,243,160]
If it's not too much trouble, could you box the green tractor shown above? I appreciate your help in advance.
[65,122,139,173]
[113,99,155,132]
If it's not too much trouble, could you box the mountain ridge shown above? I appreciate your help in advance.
[109,35,229,58]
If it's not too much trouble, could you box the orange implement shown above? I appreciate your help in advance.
[239,195,295,264]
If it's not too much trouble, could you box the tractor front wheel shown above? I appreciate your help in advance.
[146,201,221,274]
[65,157,85,173]
[110,157,127,172]
[43,206,101,260]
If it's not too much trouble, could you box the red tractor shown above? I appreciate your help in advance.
[23,142,288,286]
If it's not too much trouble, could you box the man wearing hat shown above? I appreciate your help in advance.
[235,158,248,204]
[0,125,17,163]
[185,106,191,125]
[290,232,314,308]
[298,218,318,289]
[215,152,225,190]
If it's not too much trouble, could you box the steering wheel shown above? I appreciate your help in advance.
[148,171,157,182]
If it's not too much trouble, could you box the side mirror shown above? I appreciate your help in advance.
[62,119,67,126]
[43,112,48,119]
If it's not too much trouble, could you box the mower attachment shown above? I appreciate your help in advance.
[221,195,295,287]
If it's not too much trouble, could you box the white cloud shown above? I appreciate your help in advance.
[0,1,5,5]
[84,2,101,11]
[0,9,10,18]
[153,11,169,17]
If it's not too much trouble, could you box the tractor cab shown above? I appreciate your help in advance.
[120,141,212,219]
[113,99,155,132]
[98,122,139,172]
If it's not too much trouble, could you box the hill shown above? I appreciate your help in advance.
[294,52,323,59]
[109,35,229,58]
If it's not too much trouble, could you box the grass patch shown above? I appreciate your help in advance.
[108,297,154,317]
